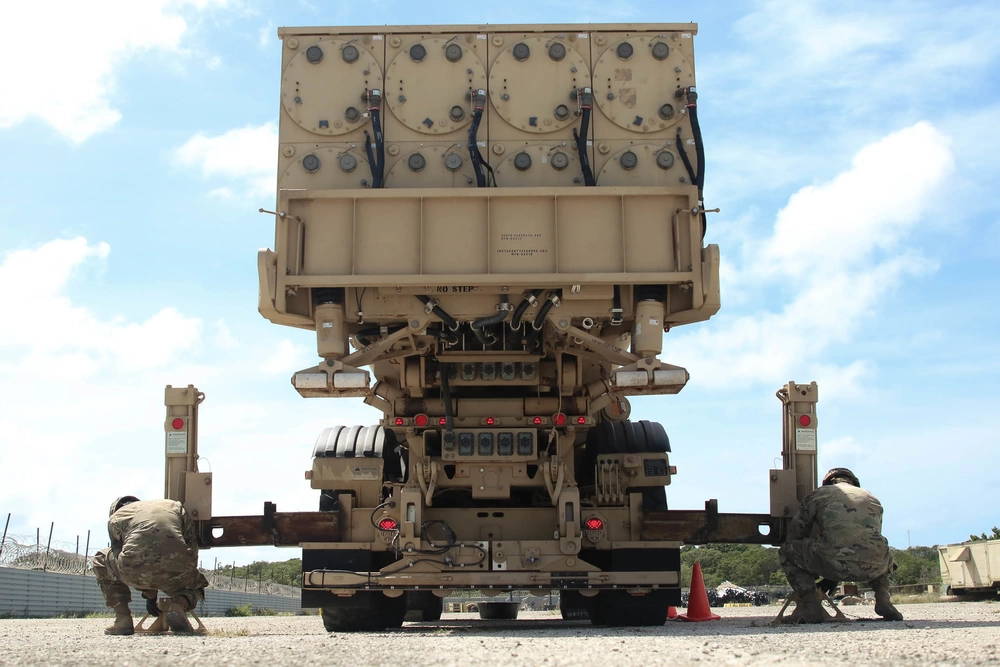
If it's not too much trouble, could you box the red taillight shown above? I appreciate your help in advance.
[576,416,587,425]
[438,417,448,426]
[414,414,429,428]
[553,413,567,427]
[171,418,184,430]
[393,417,406,426]
[532,416,543,425]
[584,517,604,531]
[799,414,812,427]
[377,518,399,531]
[485,417,496,426]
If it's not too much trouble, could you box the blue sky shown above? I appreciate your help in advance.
[1,0,998,567]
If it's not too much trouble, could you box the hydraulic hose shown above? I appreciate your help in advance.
[510,289,543,330]
[688,90,705,191]
[363,130,377,188]
[372,109,385,188]
[468,89,488,187]
[676,129,697,187]
[468,108,486,187]
[677,86,707,236]
[573,88,596,186]
[532,293,560,331]
[470,295,511,346]
[366,89,385,188]
[416,295,459,331]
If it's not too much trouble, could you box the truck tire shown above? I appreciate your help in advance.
[559,590,592,620]
[321,592,406,632]
[314,425,406,511]
[404,591,443,622]
[589,590,670,626]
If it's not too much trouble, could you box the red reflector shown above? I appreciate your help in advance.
[584,517,604,531]
[576,416,587,425]
[485,417,496,426]
[532,416,543,425]
[414,414,429,428]
[377,518,399,531]
[438,417,448,425]
[799,414,812,427]
[171,418,184,430]
[393,417,405,426]
[553,413,567,426]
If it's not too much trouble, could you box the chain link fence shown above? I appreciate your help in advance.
[0,518,297,598]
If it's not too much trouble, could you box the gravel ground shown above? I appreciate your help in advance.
[1,602,998,666]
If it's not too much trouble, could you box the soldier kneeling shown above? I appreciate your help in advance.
[93,496,209,635]
[779,468,903,623]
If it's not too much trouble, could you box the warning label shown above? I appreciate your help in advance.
[795,428,817,452]
[166,432,187,455]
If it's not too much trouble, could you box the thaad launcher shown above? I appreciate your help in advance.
[163,23,820,629]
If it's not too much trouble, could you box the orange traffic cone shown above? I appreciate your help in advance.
[679,562,720,622]
[667,606,678,619]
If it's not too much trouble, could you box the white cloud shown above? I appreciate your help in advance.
[0,0,227,143]
[0,238,201,370]
[263,339,311,374]
[0,236,379,564]
[174,122,278,198]
[670,122,953,390]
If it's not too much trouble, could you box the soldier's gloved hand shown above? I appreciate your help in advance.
[817,579,838,596]
[146,598,161,617]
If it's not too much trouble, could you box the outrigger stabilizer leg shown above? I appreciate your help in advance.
[771,589,847,625]
[134,597,207,635]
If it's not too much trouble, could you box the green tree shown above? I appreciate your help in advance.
[890,547,940,586]
[968,526,1000,541]
[681,544,783,588]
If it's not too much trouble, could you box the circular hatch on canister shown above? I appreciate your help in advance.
[281,37,383,137]
[488,36,590,134]
[385,36,487,135]
[593,34,693,134]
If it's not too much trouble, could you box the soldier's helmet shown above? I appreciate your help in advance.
[822,468,860,487]
[109,496,140,516]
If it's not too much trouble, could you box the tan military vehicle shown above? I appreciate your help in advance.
[163,23,820,630]
[938,539,1000,598]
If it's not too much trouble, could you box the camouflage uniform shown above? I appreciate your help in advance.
[779,482,893,595]
[93,499,208,609]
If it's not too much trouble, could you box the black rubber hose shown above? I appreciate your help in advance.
[416,295,459,331]
[511,289,543,329]
[688,94,705,190]
[676,129,697,187]
[471,295,510,344]
[574,107,596,186]
[468,108,486,187]
[372,109,385,188]
[532,293,559,331]
[364,130,377,188]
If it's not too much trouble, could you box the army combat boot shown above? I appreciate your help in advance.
[871,577,903,621]
[788,590,827,624]
[160,596,196,633]
[104,603,135,635]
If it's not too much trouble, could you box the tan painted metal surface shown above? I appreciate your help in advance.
[166,23,819,617]
[938,539,1000,594]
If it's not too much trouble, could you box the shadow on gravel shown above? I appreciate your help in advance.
[396,617,1000,637]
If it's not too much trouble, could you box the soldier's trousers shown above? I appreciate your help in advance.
[93,547,209,608]
[779,539,891,595]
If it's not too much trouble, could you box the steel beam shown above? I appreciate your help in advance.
[641,501,785,545]
[197,503,340,547]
